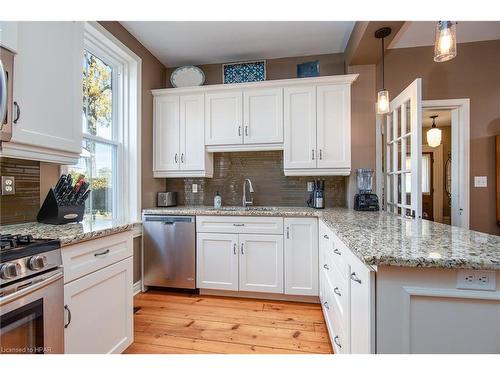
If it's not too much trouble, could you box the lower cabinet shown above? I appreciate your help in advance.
[62,232,134,354]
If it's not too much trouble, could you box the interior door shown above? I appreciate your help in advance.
[283,86,317,169]
[243,88,283,144]
[205,91,243,145]
[154,95,180,171]
[238,234,284,293]
[385,78,422,218]
[179,94,205,171]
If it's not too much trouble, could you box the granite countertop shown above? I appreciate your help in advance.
[0,219,138,246]
[143,206,500,271]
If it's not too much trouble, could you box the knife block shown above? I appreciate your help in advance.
[37,188,85,225]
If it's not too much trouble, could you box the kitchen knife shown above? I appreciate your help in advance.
[54,174,66,195]
[72,181,89,205]
[77,188,91,205]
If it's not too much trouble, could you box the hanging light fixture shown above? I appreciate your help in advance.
[427,115,442,147]
[375,27,391,114]
[434,21,457,62]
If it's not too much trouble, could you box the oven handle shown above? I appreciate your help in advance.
[0,270,63,306]
[0,59,7,126]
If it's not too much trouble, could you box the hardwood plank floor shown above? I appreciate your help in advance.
[124,290,333,354]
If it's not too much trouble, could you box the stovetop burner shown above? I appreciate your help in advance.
[0,234,61,262]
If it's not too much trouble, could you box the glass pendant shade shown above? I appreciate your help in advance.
[377,90,390,114]
[434,21,457,62]
[427,127,442,147]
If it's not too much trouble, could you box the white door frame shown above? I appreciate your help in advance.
[377,98,470,229]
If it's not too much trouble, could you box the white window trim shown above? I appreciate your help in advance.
[81,21,142,223]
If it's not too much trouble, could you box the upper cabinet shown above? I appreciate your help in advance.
[0,21,18,53]
[0,22,83,164]
[205,91,243,146]
[153,93,213,178]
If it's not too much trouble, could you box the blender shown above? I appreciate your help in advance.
[354,169,380,211]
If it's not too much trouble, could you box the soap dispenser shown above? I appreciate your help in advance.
[214,191,222,209]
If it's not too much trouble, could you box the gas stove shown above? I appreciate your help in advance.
[0,233,62,288]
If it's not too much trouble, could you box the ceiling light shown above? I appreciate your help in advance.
[427,115,442,147]
[375,27,391,114]
[434,21,457,62]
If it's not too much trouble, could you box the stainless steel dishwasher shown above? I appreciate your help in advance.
[143,215,196,289]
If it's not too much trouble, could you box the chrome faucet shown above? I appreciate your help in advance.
[242,178,254,207]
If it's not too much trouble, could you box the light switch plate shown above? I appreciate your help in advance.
[1,176,15,195]
[474,176,487,187]
[192,183,198,193]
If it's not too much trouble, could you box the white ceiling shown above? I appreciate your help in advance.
[120,21,355,67]
[390,21,500,49]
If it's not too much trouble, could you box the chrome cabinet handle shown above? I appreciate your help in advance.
[175,153,178,163]
[240,243,244,255]
[245,125,248,136]
[180,153,184,163]
[334,287,341,296]
[13,102,20,124]
[312,149,315,160]
[286,227,290,239]
[64,305,72,328]
[323,264,329,270]
[333,335,342,348]
[323,301,329,310]
[238,126,241,136]
[333,248,341,256]
[323,234,329,240]
[232,223,245,227]
[351,272,362,284]
[94,249,110,257]
[319,149,323,160]
[233,243,237,255]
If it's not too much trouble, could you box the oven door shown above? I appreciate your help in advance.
[0,269,64,354]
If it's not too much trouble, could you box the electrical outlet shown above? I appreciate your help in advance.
[457,270,496,291]
[474,176,487,187]
[1,176,15,195]
[192,183,198,193]
[307,182,314,192]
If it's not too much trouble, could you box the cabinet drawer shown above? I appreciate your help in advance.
[321,265,349,326]
[196,216,283,234]
[320,273,347,354]
[62,232,133,284]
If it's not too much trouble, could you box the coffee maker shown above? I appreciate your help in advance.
[307,180,325,209]
[354,169,379,211]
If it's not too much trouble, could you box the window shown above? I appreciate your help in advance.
[405,154,431,194]
[68,22,141,223]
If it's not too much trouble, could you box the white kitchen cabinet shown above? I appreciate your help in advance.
[239,234,284,293]
[205,91,243,146]
[196,215,283,235]
[284,218,318,296]
[64,257,133,354]
[0,21,18,52]
[1,22,83,164]
[196,233,239,291]
[153,93,212,177]
[283,86,317,170]
[243,88,283,144]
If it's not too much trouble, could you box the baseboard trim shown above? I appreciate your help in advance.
[133,281,142,296]
[199,289,320,303]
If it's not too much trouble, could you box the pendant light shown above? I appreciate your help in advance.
[434,21,457,62]
[427,115,442,147]
[375,27,391,114]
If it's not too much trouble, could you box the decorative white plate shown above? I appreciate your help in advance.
[170,66,205,88]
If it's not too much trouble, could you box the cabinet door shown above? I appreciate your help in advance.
[12,22,83,154]
[239,234,284,294]
[64,257,133,354]
[284,218,318,296]
[283,86,317,169]
[154,95,180,171]
[316,84,351,169]
[349,257,375,354]
[196,233,238,291]
[243,88,283,144]
[180,94,205,171]
[0,21,18,52]
[205,91,242,145]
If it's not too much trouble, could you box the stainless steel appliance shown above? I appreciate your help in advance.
[0,47,16,142]
[307,180,325,209]
[157,192,177,207]
[0,234,64,354]
[354,168,380,211]
[143,215,196,289]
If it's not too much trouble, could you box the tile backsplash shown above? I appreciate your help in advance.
[164,151,346,207]
[0,157,40,225]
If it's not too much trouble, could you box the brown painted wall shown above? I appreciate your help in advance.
[165,53,345,87]
[379,40,500,235]
[165,151,346,207]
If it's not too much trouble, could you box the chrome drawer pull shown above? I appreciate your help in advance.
[333,335,342,348]
[64,305,72,328]
[333,248,341,255]
[334,287,341,296]
[323,264,330,270]
[94,249,110,257]
[240,243,244,255]
[233,243,237,255]
[323,301,329,310]
[232,223,245,227]
[351,272,362,284]
[323,234,329,240]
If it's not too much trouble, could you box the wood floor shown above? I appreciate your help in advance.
[124,290,333,354]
